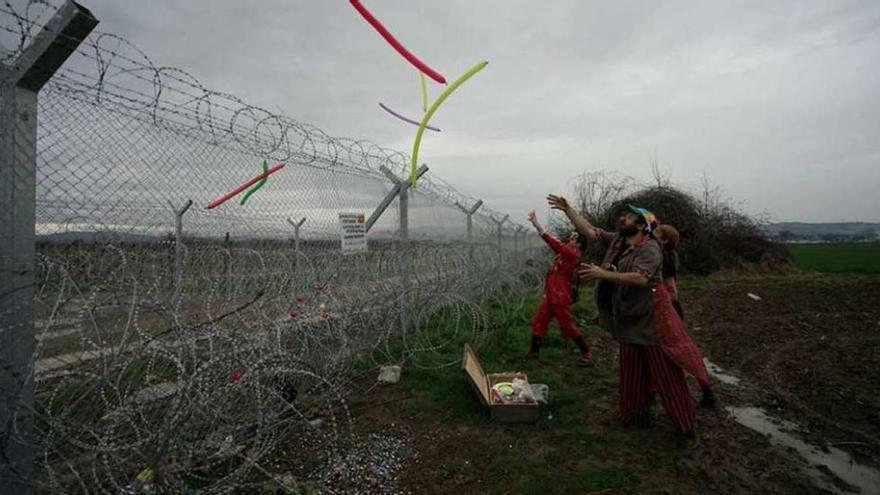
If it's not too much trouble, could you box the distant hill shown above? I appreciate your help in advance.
[36,231,161,244]
[764,222,880,242]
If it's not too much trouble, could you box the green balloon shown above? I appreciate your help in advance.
[239,160,269,205]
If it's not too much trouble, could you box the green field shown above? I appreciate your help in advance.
[788,242,880,274]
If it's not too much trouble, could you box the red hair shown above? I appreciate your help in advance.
[656,224,680,250]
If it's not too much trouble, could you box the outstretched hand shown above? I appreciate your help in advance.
[578,263,608,281]
[527,210,538,226]
[546,194,570,212]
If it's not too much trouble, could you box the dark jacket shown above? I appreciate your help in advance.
[594,230,663,345]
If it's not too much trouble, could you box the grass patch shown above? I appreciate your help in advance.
[377,291,691,494]
[788,242,880,274]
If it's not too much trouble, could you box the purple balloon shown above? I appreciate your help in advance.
[378,102,441,132]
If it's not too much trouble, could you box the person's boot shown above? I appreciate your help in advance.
[674,428,700,448]
[700,386,717,408]
[573,335,592,366]
[525,335,542,360]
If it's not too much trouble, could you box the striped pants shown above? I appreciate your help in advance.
[618,342,696,434]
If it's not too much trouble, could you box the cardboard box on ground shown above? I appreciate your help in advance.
[461,344,540,423]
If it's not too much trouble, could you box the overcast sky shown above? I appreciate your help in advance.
[43,1,880,222]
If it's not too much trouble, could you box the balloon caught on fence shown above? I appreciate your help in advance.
[205,163,286,210]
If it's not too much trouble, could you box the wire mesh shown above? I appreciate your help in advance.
[1,1,546,492]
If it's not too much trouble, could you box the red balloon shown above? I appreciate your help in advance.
[349,0,447,84]
[205,163,286,210]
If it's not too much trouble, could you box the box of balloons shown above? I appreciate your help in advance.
[461,343,540,423]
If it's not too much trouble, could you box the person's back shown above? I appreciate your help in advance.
[655,224,682,316]
[654,223,716,407]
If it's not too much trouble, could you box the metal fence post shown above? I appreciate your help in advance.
[286,217,306,258]
[168,199,192,299]
[515,225,525,254]
[374,165,427,334]
[0,3,97,493]
[454,199,483,242]
[398,187,408,241]
[224,231,232,299]
[491,214,509,250]
[365,164,428,234]
[287,216,306,284]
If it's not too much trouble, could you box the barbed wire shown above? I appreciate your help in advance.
[1,1,545,492]
[1,1,513,225]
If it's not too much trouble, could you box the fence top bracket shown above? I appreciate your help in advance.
[490,214,509,226]
[455,199,483,215]
[9,1,98,92]
[287,217,306,228]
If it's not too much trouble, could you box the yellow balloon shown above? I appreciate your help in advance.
[419,72,428,113]
[411,61,489,187]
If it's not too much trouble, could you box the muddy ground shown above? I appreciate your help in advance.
[297,274,880,494]
[683,274,880,474]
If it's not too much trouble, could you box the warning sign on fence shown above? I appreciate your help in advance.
[339,213,367,255]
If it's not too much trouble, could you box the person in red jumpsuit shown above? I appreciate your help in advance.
[526,210,593,366]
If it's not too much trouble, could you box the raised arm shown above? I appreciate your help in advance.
[579,242,662,288]
[528,210,565,254]
[546,194,599,243]
[580,265,650,287]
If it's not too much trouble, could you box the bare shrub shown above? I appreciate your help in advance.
[566,169,791,275]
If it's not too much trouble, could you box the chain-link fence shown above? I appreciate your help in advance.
[2,1,546,493]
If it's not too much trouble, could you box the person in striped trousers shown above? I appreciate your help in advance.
[547,194,697,436]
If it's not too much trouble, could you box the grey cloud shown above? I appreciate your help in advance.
[44,0,880,223]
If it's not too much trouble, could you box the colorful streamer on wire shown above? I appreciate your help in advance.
[348,0,446,84]
[379,102,441,132]
[239,160,269,205]
[411,61,488,187]
[205,163,286,210]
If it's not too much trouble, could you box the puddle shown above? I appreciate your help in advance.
[727,406,880,494]
[700,356,878,492]
[703,358,741,386]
